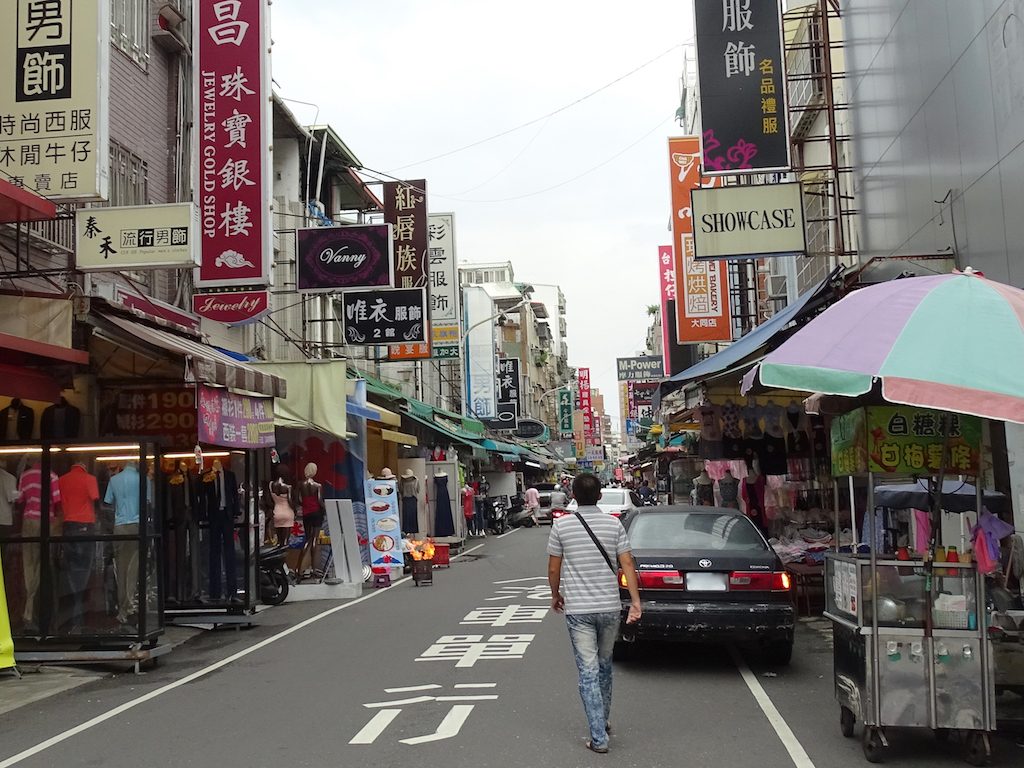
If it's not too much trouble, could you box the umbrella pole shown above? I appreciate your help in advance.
[848,475,858,546]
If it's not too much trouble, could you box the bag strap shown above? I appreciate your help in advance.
[576,513,617,575]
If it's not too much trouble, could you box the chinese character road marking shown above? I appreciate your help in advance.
[486,584,551,602]
[461,605,548,626]
[350,683,498,745]
[416,634,535,667]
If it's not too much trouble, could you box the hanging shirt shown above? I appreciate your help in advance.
[19,464,61,521]
[60,464,100,524]
[462,487,475,518]
[104,465,142,526]
[0,467,18,526]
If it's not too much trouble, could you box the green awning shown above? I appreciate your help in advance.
[404,410,488,460]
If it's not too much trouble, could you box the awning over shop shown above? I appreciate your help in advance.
[100,313,286,397]
[0,363,61,402]
[381,428,418,446]
[0,330,88,367]
[248,360,346,436]
[403,409,487,459]
[0,178,57,223]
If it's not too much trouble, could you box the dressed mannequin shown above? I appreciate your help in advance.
[741,466,768,533]
[1,398,34,440]
[693,470,714,506]
[41,396,81,439]
[669,459,692,504]
[433,471,454,537]
[398,468,420,535]
[718,469,740,509]
[269,468,296,548]
[58,461,99,630]
[462,483,477,536]
[298,462,324,579]
[166,461,200,602]
[720,399,744,459]
[104,460,142,625]
[474,476,490,535]
[202,458,239,602]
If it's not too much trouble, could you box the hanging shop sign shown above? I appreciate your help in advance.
[691,182,806,261]
[464,285,497,419]
[557,388,573,437]
[427,213,459,359]
[496,357,521,429]
[97,386,197,450]
[620,381,632,438]
[629,381,658,425]
[295,224,394,293]
[616,356,664,382]
[694,0,790,174]
[341,287,428,346]
[384,179,430,359]
[658,245,675,375]
[191,289,270,326]
[75,203,197,271]
[365,478,402,571]
[668,136,731,344]
[830,406,982,476]
[573,411,586,459]
[482,402,518,433]
[585,445,604,463]
[0,0,110,201]
[513,419,547,441]
[197,384,275,450]
[194,0,272,300]
[578,367,594,440]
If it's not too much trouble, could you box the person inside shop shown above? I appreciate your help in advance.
[59,460,100,633]
[209,459,240,603]
[268,467,296,548]
[103,460,143,628]
[17,457,62,634]
[298,462,325,580]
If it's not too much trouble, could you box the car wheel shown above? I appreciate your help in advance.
[763,640,793,666]
[862,727,886,763]
[612,641,632,662]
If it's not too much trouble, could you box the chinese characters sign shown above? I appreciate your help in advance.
[427,213,459,358]
[342,287,429,346]
[830,406,981,476]
[197,384,275,449]
[694,0,790,173]
[658,245,675,375]
[464,285,497,419]
[98,387,197,450]
[578,367,594,441]
[296,224,393,293]
[616,356,664,382]
[75,203,197,271]
[668,137,731,343]
[384,179,430,359]
[557,388,573,437]
[1,0,109,200]
[195,0,271,294]
[493,357,521,431]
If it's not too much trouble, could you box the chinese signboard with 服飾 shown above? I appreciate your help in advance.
[194,0,271,297]
[0,0,110,200]
[493,357,521,431]
[342,287,429,346]
[694,0,790,174]
[384,179,431,359]
[668,137,732,344]
[691,182,806,261]
[295,224,393,293]
[426,213,459,359]
[197,384,274,449]
[75,203,197,271]
[830,406,982,477]
[557,388,573,437]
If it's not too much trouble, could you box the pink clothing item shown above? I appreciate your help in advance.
[271,489,295,528]
[913,509,931,553]
[524,487,540,509]
[19,466,61,521]
[974,527,995,574]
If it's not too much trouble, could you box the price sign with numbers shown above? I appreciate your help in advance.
[98,387,198,449]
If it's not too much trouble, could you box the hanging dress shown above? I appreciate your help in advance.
[433,474,455,536]
[398,475,420,535]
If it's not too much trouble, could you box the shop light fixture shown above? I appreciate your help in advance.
[96,454,152,462]
[525,460,542,469]
[0,447,46,455]
[64,444,141,453]
[164,451,231,460]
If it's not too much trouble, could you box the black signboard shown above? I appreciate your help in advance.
[296,224,393,293]
[383,180,429,289]
[513,419,546,440]
[492,357,521,431]
[482,402,518,433]
[341,287,428,345]
[694,0,789,174]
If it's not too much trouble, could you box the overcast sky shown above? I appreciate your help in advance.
[271,0,698,430]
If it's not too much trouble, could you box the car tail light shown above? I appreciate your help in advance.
[552,508,568,519]
[729,571,791,591]
[623,569,685,589]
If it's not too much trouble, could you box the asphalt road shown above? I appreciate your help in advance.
[0,526,1021,768]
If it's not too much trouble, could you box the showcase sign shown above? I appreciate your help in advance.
[691,183,805,260]
[342,287,428,345]
[195,0,272,298]
[76,203,197,271]
[0,0,110,200]
[694,0,790,174]
[296,224,393,292]
[197,384,274,449]
[192,289,270,326]
[616,356,664,382]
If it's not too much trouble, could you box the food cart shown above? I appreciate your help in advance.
[824,406,996,764]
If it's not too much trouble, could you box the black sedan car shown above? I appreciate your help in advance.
[616,506,795,665]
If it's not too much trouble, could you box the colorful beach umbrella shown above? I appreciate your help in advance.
[741,270,1024,423]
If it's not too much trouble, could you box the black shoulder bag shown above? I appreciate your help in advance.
[576,513,617,575]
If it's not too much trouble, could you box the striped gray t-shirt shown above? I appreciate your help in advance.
[547,507,631,614]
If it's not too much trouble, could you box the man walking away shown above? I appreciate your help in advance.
[547,473,641,754]
[523,485,541,526]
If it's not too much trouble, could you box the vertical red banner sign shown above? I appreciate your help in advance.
[578,367,593,442]
[384,179,431,359]
[194,0,271,321]
[668,136,731,343]
[658,245,674,375]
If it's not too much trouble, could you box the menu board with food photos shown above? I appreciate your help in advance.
[365,477,401,571]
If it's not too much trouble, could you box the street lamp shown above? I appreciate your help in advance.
[460,297,531,418]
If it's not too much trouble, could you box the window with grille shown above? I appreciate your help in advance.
[108,142,149,206]
[110,0,150,68]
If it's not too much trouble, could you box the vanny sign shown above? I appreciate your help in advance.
[296,224,393,292]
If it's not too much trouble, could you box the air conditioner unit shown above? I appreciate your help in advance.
[767,274,788,299]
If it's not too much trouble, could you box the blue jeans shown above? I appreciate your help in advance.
[566,611,619,748]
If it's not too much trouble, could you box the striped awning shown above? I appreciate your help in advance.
[100,313,286,398]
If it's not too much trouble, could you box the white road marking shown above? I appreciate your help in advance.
[349,709,402,744]
[729,647,816,768]
[453,683,497,689]
[0,575,412,768]
[399,705,475,745]
[384,684,441,694]
[365,696,437,708]
[452,542,485,559]
[496,528,520,539]
[434,695,499,702]
[492,576,546,584]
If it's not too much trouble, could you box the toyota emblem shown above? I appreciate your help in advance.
[698,559,712,569]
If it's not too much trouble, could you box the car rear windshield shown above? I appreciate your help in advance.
[628,512,768,551]
[600,490,626,505]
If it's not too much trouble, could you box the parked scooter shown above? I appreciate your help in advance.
[507,493,538,528]
[259,544,290,605]
[487,496,509,534]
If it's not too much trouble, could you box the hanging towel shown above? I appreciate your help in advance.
[913,509,931,553]
[974,526,995,574]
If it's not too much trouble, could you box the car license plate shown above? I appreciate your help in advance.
[686,572,728,591]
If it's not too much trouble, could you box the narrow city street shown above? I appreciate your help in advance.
[0,527,1018,768]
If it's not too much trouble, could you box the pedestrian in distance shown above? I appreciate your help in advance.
[523,484,541,525]
[547,473,641,754]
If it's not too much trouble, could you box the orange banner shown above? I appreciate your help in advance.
[668,137,732,343]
